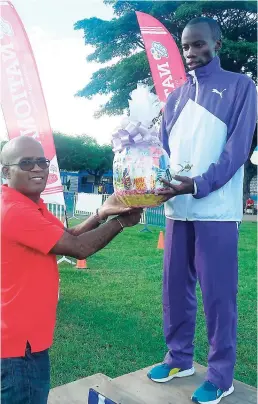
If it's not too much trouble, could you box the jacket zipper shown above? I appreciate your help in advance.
[192,70,199,103]
[185,71,199,220]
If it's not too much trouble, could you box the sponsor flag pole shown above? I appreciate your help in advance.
[136,11,186,106]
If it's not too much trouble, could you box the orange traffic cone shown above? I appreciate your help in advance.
[157,231,165,250]
[76,259,87,269]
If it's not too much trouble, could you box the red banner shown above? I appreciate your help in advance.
[0,1,64,205]
[136,11,186,105]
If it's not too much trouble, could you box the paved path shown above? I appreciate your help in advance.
[243,214,257,222]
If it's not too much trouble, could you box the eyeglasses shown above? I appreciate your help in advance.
[4,158,50,171]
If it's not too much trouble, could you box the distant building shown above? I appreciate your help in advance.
[60,170,113,194]
[250,175,257,203]
[100,170,114,194]
[60,171,79,193]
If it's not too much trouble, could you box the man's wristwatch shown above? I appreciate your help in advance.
[95,208,106,225]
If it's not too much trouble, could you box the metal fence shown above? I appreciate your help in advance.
[145,205,166,227]
[63,192,110,217]
[47,203,66,222]
[49,192,166,228]
[63,192,74,216]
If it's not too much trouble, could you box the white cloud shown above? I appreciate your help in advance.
[28,27,121,143]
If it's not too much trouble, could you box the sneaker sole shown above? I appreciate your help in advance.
[149,366,195,383]
[191,384,234,404]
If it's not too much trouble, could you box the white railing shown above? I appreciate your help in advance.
[140,209,146,224]
[46,203,75,267]
[47,203,65,222]
[102,194,109,203]
[47,193,146,224]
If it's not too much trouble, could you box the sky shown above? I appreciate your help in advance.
[0,0,123,144]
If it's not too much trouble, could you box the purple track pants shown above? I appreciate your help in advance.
[163,220,239,390]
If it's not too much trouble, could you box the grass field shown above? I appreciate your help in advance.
[50,221,257,388]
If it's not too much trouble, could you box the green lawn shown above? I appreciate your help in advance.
[51,221,257,388]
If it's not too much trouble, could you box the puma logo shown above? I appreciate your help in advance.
[174,97,180,113]
[212,88,226,98]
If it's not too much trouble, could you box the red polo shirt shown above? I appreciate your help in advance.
[1,185,65,358]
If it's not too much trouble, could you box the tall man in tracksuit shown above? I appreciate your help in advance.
[147,17,257,404]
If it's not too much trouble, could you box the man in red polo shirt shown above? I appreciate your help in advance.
[1,136,141,404]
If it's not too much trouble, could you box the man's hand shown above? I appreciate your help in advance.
[51,208,143,259]
[157,175,195,201]
[117,209,143,228]
[98,194,131,220]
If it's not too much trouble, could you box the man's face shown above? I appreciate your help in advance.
[181,23,221,71]
[2,141,49,198]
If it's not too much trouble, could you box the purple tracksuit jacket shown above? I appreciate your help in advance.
[161,56,257,221]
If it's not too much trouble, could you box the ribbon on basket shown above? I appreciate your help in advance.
[112,121,161,153]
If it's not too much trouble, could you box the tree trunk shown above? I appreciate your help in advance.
[94,174,101,185]
[94,170,105,185]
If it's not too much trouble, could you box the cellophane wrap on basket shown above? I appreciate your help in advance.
[112,84,172,208]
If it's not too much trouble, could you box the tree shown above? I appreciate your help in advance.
[53,132,113,183]
[74,0,257,117]
[74,0,257,200]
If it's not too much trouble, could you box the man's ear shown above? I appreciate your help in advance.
[215,39,222,53]
[2,166,10,179]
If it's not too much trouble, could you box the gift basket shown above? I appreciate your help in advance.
[112,84,172,208]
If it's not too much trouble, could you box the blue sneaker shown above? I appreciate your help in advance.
[147,363,195,383]
[191,381,234,404]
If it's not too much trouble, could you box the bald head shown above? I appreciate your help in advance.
[1,136,49,202]
[1,136,44,166]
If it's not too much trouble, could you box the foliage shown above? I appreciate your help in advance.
[75,1,257,116]
[53,132,113,178]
